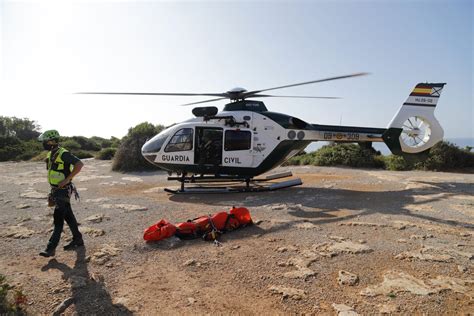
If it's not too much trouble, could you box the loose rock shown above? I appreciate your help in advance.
[268,286,306,300]
[322,240,373,256]
[183,259,197,266]
[294,222,319,229]
[15,204,31,209]
[19,190,45,199]
[430,276,474,299]
[338,270,359,286]
[332,303,359,316]
[1,225,35,239]
[91,244,121,265]
[379,303,399,314]
[80,226,105,237]
[101,204,148,212]
[395,246,454,263]
[361,270,434,296]
[84,214,106,223]
[284,267,315,280]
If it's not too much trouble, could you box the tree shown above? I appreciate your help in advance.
[0,116,40,140]
[112,122,165,172]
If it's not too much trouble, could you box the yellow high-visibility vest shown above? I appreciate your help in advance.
[47,147,72,186]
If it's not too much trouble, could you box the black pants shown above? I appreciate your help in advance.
[47,188,82,249]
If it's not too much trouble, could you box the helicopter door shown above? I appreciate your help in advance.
[162,127,194,164]
[195,127,223,165]
[222,129,253,167]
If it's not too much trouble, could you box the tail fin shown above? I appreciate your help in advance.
[383,83,446,155]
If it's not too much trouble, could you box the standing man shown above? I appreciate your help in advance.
[38,130,84,257]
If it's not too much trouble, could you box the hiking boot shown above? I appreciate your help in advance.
[63,239,84,251]
[39,248,56,257]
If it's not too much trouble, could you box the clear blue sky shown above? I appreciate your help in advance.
[1,0,472,139]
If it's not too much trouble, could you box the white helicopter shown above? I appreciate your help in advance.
[80,73,446,193]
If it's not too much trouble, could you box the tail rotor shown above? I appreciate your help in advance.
[383,83,446,155]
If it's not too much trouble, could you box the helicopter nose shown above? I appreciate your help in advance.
[141,140,158,164]
[143,153,157,165]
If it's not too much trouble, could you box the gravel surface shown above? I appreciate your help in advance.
[0,159,473,314]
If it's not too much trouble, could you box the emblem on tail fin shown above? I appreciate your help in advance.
[383,83,446,155]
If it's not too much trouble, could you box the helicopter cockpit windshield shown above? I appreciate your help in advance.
[142,130,170,154]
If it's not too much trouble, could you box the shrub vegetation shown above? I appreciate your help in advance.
[0,274,27,315]
[418,141,474,171]
[112,122,165,172]
[96,148,116,160]
[0,116,123,162]
[286,143,385,169]
[287,141,473,171]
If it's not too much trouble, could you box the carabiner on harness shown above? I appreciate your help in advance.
[67,182,80,201]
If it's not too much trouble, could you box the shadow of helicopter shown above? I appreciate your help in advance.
[41,247,132,315]
[169,180,474,230]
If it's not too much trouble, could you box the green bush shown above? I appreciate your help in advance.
[315,144,384,168]
[96,148,116,160]
[70,150,94,159]
[16,140,43,161]
[385,141,474,171]
[90,136,115,149]
[0,137,43,161]
[60,139,81,151]
[384,155,413,171]
[109,136,121,148]
[420,141,474,171]
[112,122,164,172]
[0,274,27,314]
[0,136,23,161]
[0,274,9,313]
[70,136,101,151]
[287,144,384,168]
[0,116,40,141]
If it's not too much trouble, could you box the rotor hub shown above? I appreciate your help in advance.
[226,87,247,100]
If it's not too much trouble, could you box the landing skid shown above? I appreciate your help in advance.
[164,171,302,194]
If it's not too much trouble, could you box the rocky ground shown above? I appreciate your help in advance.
[0,159,473,315]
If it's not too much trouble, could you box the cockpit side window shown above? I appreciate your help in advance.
[164,128,194,152]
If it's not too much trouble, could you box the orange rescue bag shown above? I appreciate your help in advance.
[143,219,177,241]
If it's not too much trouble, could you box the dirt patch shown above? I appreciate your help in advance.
[1,160,473,314]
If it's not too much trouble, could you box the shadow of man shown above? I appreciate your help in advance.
[42,246,132,315]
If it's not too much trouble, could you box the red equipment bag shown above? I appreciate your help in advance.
[230,207,252,225]
[175,221,198,239]
[175,207,252,240]
[143,219,177,241]
[175,216,211,239]
[143,207,253,242]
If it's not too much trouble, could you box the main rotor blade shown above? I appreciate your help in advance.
[76,92,228,97]
[179,97,229,106]
[242,72,369,98]
[251,94,341,99]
